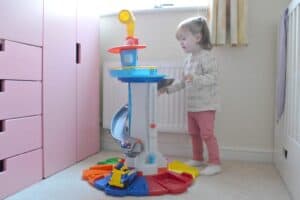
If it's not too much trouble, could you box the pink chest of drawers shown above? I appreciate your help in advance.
[0,40,43,199]
[0,0,100,198]
[0,1,43,198]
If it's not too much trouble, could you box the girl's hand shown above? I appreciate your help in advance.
[184,74,193,82]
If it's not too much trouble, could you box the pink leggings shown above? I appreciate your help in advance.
[187,111,220,165]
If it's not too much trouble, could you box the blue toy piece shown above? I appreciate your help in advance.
[115,158,125,170]
[94,175,111,190]
[101,175,148,197]
[146,153,156,164]
[127,176,149,196]
[120,49,138,66]
[110,66,165,83]
[105,185,128,197]
[110,66,165,82]
[118,76,164,83]
[122,170,137,187]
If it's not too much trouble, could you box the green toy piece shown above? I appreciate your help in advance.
[97,157,121,165]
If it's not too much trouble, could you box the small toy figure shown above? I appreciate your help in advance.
[109,158,137,188]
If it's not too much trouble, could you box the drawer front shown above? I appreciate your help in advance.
[0,149,42,199]
[0,81,41,120]
[0,0,43,46]
[0,116,42,160]
[0,40,42,80]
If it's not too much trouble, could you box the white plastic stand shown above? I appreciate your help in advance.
[125,83,167,175]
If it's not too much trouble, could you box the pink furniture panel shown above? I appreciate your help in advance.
[0,149,42,199]
[43,0,77,177]
[0,116,42,160]
[0,81,41,120]
[0,0,43,46]
[76,0,100,161]
[0,40,42,80]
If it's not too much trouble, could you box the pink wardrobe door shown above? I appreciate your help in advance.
[43,0,77,177]
[76,0,100,161]
[0,0,43,46]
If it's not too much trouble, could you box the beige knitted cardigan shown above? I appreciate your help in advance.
[166,50,220,112]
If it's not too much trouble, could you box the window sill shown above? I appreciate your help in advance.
[100,6,208,17]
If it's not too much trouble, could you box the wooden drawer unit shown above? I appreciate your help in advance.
[0,40,42,81]
[0,149,42,199]
[0,0,43,46]
[0,80,41,120]
[0,116,42,160]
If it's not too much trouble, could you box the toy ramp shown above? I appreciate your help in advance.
[111,105,129,143]
[111,105,143,157]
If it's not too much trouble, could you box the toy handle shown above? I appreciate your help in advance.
[118,9,135,37]
[127,22,135,37]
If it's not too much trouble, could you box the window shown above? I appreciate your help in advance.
[99,0,209,16]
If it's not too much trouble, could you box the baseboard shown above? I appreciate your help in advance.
[159,144,273,163]
[101,144,273,163]
[101,129,274,163]
[219,147,273,163]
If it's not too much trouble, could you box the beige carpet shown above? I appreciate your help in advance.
[5,151,291,200]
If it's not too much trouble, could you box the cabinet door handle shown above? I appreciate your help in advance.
[0,39,4,51]
[76,42,81,64]
[0,159,6,172]
[0,80,4,92]
[0,120,4,132]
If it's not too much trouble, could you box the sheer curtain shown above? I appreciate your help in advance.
[208,0,248,46]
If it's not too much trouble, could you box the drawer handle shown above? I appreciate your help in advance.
[0,39,4,51]
[0,159,5,173]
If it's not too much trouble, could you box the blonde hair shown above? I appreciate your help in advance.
[176,16,212,50]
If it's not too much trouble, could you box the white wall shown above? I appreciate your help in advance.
[100,0,289,162]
